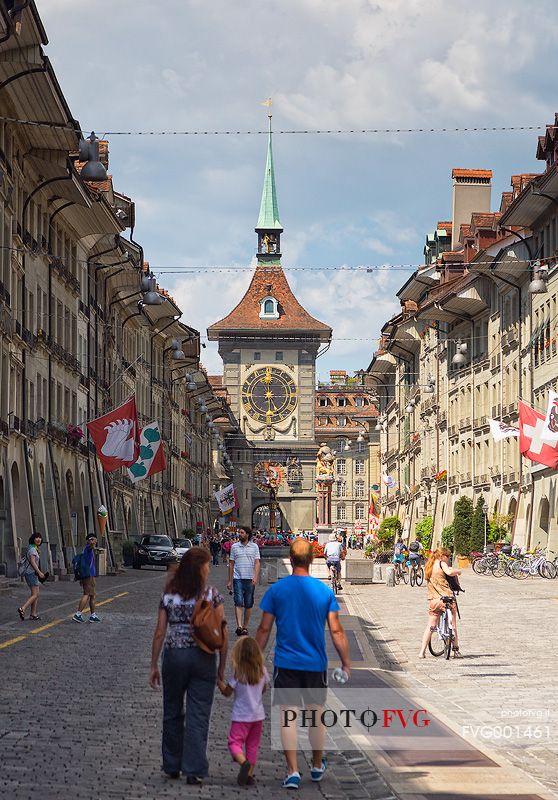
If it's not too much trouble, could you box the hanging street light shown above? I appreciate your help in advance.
[452,339,468,366]
[78,132,108,182]
[529,262,549,294]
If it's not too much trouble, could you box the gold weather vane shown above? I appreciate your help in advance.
[262,98,273,120]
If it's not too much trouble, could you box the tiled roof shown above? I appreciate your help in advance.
[208,375,223,386]
[437,221,452,232]
[470,212,500,229]
[207,265,331,335]
[452,168,492,179]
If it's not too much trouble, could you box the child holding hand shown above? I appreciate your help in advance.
[218,636,269,786]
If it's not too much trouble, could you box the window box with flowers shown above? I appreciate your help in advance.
[434,469,447,483]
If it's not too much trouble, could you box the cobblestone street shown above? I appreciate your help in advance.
[1,563,556,800]
[0,565,394,800]
[345,568,558,798]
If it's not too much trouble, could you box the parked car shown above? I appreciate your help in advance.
[132,535,178,569]
[172,538,193,559]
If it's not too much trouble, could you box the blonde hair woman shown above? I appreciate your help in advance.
[419,547,462,658]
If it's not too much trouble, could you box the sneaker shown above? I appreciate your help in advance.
[235,626,243,636]
[186,776,203,785]
[237,760,251,786]
[72,612,85,623]
[246,776,256,786]
[282,772,301,790]
[89,614,101,623]
[311,758,328,782]
[241,627,248,636]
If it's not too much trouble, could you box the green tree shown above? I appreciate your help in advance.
[414,516,433,548]
[452,496,473,555]
[377,516,402,548]
[470,497,486,554]
[441,523,454,550]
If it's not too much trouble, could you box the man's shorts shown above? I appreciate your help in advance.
[81,577,96,595]
[273,667,328,707]
[233,578,255,609]
[393,554,404,563]
[326,558,341,574]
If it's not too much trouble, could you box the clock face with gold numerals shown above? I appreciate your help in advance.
[242,366,297,424]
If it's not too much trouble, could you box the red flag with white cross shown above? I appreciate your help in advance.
[87,396,140,472]
[519,400,558,470]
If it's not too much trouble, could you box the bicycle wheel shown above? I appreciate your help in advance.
[410,568,416,587]
[428,627,446,657]
[491,559,507,577]
[511,560,529,580]
[540,560,557,579]
[415,566,424,586]
[472,557,484,574]
[401,564,409,585]
[394,565,400,585]
[444,629,453,660]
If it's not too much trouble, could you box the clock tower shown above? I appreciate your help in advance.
[207,117,332,533]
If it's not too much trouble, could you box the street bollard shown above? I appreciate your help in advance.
[373,564,383,583]
[385,565,395,587]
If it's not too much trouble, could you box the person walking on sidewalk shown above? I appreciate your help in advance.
[255,538,350,790]
[209,537,220,566]
[218,636,269,786]
[72,534,101,623]
[228,528,260,637]
[149,547,228,784]
[18,533,46,621]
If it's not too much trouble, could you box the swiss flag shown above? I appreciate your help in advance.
[519,401,558,470]
[87,396,140,472]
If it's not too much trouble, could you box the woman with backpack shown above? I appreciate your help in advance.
[18,533,46,621]
[149,546,228,784]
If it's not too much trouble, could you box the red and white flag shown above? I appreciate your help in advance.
[87,396,140,472]
[519,400,558,470]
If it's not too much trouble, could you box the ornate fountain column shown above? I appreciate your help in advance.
[315,443,334,545]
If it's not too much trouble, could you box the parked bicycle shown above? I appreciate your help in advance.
[428,595,456,659]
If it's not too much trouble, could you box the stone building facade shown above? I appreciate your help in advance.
[0,4,228,577]
[315,371,378,534]
[366,131,558,553]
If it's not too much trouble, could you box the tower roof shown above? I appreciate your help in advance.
[207,265,331,340]
[256,117,283,231]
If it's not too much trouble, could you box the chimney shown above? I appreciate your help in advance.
[451,169,492,249]
[98,140,109,171]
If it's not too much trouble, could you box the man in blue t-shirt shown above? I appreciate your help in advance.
[72,534,100,624]
[256,538,350,790]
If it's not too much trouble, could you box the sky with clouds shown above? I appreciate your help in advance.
[38,0,558,380]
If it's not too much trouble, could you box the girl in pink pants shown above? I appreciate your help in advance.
[218,637,269,786]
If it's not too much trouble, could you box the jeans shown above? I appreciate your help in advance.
[162,646,217,777]
[211,552,219,565]
[233,578,255,609]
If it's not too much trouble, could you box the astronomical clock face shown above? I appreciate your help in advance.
[242,366,297,424]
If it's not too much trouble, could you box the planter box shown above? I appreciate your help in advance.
[457,556,471,568]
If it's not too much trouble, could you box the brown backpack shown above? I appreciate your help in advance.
[191,589,226,654]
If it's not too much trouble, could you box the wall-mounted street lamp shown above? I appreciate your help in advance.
[423,374,436,393]
[79,132,108,182]
[357,430,365,443]
[141,275,166,305]
[451,339,468,366]
[529,261,549,294]
[405,398,417,414]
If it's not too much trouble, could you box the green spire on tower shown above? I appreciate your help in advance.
[256,115,283,231]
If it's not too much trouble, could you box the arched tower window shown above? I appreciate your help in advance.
[259,296,279,319]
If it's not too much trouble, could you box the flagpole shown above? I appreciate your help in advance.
[76,392,137,428]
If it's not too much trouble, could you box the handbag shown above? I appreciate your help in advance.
[191,588,226,654]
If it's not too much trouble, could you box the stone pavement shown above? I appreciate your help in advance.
[343,567,558,799]
[0,564,395,800]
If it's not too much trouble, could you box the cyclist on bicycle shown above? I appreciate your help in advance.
[408,538,423,567]
[419,547,462,659]
[393,536,407,565]
[325,533,343,590]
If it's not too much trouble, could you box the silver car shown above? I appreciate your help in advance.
[172,538,193,559]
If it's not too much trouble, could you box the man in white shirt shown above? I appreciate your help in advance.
[324,533,344,590]
[227,527,261,636]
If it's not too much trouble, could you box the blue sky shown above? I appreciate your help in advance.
[39,0,558,380]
